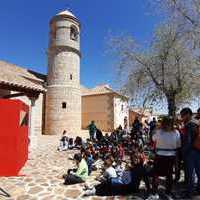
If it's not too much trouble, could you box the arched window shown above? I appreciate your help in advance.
[70,26,79,41]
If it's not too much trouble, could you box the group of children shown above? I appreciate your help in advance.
[58,127,155,198]
[57,131,83,151]
[57,108,200,199]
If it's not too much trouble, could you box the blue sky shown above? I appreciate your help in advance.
[0,0,161,88]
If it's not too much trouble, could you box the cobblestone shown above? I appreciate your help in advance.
[1,134,200,200]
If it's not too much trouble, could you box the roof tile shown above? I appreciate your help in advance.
[0,60,46,92]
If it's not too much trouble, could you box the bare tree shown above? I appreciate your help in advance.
[110,23,199,118]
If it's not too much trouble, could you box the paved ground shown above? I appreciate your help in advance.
[0,135,127,200]
[1,134,200,200]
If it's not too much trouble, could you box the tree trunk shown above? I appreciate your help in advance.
[166,93,176,119]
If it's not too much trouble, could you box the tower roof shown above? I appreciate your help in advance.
[56,10,76,18]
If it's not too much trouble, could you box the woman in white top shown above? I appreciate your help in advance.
[152,116,181,196]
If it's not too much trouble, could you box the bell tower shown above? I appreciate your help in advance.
[45,10,81,135]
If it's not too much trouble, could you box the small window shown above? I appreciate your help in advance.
[70,26,79,41]
[62,102,67,109]
[70,74,73,80]
[121,105,124,111]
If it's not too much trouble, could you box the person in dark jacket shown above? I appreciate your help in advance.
[96,129,103,142]
[180,108,200,199]
[149,117,157,141]
[87,121,97,141]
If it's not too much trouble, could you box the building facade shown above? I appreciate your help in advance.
[82,85,129,132]
[0,10,130,150]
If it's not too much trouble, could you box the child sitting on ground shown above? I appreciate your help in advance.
[84,156,117,196]
[57,130,68,151]
[68,138,74,149]
[98,156,117,182]
[92,153,103,170]
[74,136,82,149]
[111,161,132,195]
[63,153,88,185]
[83,148,94,175]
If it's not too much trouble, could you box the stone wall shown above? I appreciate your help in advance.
[45,50,81,135]
[47,51,80,87]
[45,86,81,135]
[82,94,114,132]
[50,17,80,51]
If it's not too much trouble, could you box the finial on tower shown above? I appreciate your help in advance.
[56,9,76,18]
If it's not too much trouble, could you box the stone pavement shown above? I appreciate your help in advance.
[1,134,200,200]
[0,135,128,200]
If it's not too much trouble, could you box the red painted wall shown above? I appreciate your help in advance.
[0,99,29,176]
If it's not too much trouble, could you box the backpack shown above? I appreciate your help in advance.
[193,121,200,150]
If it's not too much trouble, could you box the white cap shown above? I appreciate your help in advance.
[56,10,76,18]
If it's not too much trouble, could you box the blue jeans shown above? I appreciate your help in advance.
[184,150,200,193]
[111,178,123,185]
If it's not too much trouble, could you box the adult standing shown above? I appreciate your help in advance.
[87,121,97,141]
[180,108,200,199]
[194,108,200,125]
[132,117,142,133]
[152,116,181,198]
[149,117,157,141]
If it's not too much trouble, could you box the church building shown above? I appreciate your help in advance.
[0,10,129,149]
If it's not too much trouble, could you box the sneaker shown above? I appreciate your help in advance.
[83,184,93,191]
[84,188,96,196]
[145,194,159,200]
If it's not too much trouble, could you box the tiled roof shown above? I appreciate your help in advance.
[81,84,128,99]
[81,85,111,95]
[0,60,46,92]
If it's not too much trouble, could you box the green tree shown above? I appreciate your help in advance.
[110,23,199,118]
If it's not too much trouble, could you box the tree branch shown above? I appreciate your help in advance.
[171,0,197,26]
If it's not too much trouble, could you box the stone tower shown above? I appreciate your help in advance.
[45,10,81,135]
